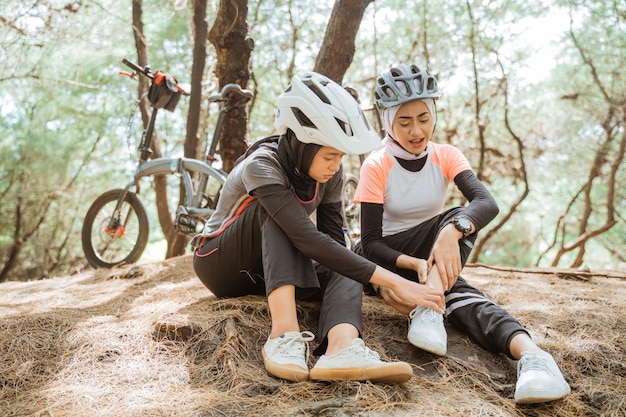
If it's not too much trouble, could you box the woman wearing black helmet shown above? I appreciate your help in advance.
[192,71,446,384]
[354,64,571,404]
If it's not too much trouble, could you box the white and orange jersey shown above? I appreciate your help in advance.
[354,141,471,237]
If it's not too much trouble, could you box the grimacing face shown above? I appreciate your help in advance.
[308,146,344,183]
[392,100,434,156]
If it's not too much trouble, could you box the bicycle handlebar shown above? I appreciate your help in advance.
[121,58,191,95]
[122,58,153,78]
[121,58,252,105]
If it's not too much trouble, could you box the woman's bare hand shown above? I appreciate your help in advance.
[379,286,415,315]
[392,278,445,314]
[428,224,462,290]
[370,266,445,315]
[396,254,428,284]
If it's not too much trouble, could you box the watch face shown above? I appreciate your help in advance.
[454,217,471,234]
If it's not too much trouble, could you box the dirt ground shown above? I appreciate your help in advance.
[0,255,624,417]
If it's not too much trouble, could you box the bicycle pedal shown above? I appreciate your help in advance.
[177,216,195,226]
[174,221,196,234]
[176,225,196,235]
[174,209,197,234]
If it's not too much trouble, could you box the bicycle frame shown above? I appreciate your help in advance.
[81,59,252,267]
[82,58,253,268]
[109,103,228,229]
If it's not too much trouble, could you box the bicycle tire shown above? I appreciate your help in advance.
[342,174,360,248]
[81,189,149,268]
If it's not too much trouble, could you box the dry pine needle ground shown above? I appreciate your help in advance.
[0,255,624,417]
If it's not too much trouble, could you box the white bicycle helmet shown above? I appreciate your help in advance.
[275,71,381,155]
[374,64,440,109]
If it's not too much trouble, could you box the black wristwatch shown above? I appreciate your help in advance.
[452,216,472,237]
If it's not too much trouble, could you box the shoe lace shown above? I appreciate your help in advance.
[409,307,440,323]
[423,308,440,322]
[361,346,381,361]
[275,331,315,360]
[350,339,381,361]
[518,354,549,375]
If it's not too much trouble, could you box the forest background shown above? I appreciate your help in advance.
[0,0,624,282]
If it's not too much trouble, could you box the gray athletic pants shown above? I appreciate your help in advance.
[356,207,528,359]
[193,199,363,355]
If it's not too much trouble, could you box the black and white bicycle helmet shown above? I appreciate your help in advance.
[275,72,381,155]
[374,64,440,109]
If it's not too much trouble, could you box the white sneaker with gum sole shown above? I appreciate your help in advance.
[310,338,413,383]
[262,331,315,382]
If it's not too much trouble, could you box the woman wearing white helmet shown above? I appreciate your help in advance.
[192,71,446,384]
[354,64,571,403]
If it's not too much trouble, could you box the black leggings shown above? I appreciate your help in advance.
[193,199,363,355]
[357,207,528,358]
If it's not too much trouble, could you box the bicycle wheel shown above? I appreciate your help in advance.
[82,189,149,268]
[342,174,360,248]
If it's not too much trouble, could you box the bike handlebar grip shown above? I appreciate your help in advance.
[122,58,152,78]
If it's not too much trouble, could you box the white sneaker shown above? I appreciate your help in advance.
[262,331,315,382]
[514,350,571,404]
[310,338,413,383]
[407,306,447,356]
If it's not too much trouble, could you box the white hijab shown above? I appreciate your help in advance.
[380,98,436,160]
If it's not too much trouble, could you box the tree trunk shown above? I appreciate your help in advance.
[167,0,210,258]
[208,0,253,172]
[131,0,180,259]
[313,0,373,83]
[185,0,209,163]
[0,197,51,283]
[0,201,23,283]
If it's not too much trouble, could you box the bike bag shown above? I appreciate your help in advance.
[148,70,181,111]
